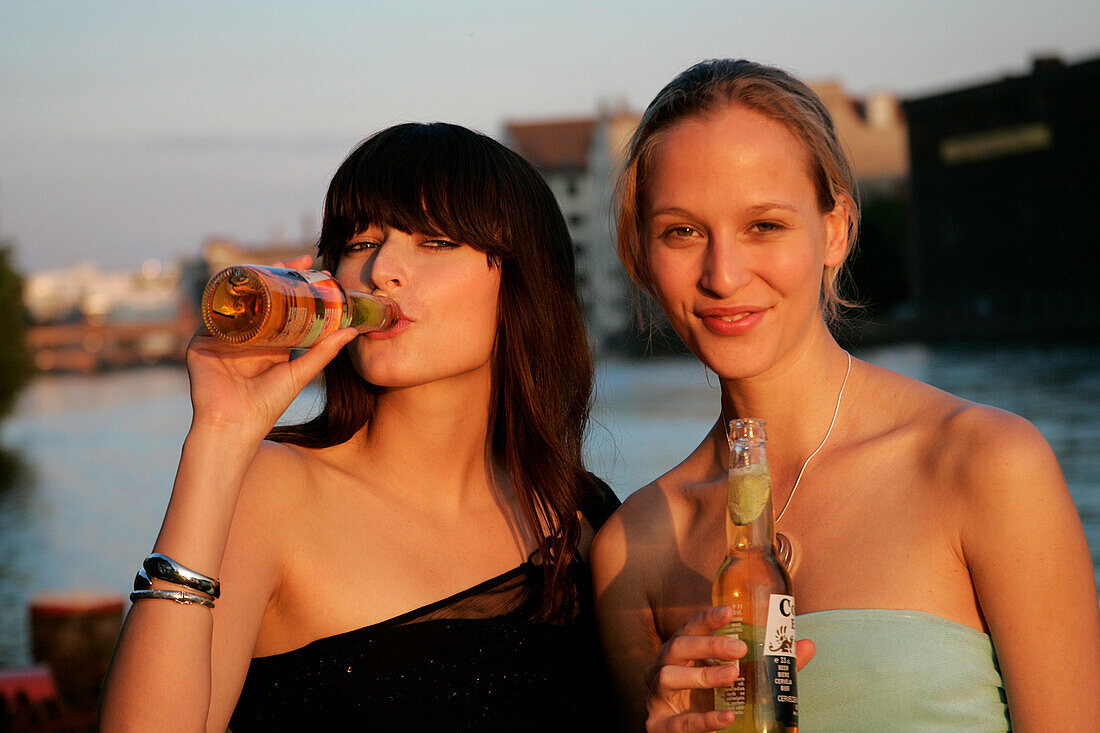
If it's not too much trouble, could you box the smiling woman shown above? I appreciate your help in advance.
[591,59,1100,733]
[98,122,619,732]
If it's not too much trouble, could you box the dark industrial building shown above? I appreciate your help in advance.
[903,55,1100,342]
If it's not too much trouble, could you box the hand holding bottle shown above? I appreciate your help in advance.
[644,606,815,733]
[188,255,359,443]
[101,259,361,731]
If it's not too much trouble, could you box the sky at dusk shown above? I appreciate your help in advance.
[2,0,1098,273]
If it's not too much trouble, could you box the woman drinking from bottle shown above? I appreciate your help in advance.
[100,122,618,731]
[591,59,1100,732]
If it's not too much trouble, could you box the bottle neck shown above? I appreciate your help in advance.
[726,439,777,553]
[345,290,401,331]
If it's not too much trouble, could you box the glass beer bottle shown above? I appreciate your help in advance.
[201,265,399,348]
[712,418,798,732]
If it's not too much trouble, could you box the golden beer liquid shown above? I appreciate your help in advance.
[713,423,798,733]
[201,265,398,348]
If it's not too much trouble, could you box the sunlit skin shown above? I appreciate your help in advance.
[591,104,1100,732]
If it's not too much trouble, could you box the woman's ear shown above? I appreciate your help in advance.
[822,198,853,268]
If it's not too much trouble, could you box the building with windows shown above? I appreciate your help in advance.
[504,107,639,353]
[810,82,909,194]
[903,55,1099,341]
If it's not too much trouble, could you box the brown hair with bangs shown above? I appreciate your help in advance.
[617,59,860,326]
[269,123,597,620]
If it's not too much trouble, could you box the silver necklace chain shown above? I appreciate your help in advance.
[725,350,853,524]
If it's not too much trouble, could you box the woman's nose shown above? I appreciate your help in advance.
[368,235,410,291]
[699,237,751,297]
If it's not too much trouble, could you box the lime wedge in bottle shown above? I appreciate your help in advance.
[728,465,772,525]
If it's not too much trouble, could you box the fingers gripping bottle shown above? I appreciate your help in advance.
[201,265,399,348]
[712,418,798,732]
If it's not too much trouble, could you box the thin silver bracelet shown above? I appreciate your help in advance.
[142,553,221,599]
[130,589,215,609]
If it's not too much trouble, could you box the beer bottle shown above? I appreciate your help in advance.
[201,265,399,348]
[712,418,798,732]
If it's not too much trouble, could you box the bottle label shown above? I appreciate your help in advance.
[764,594,798,726]
[284,305,311,341]
[272,269,338,346]
[280,296,338,347]
[713,603,746,717]
[321,306,344,334]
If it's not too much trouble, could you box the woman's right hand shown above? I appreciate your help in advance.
[645,606,815,733]
[187,255,358,441]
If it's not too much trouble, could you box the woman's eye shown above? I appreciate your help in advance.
[422,239,460,250]
[345,240,378,253]
[750,221,785,234]
[665,226,698,239]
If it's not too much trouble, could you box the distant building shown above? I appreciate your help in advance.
[22,261,197,372]
[808,82,909,194]
[504,107,639,353]
[504,85,908,353]
[903,55,1100,341]
[23,260,184,325]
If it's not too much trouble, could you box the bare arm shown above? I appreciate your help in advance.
[100,429,269,732]
[956,409,1100,732]
[591,509,665,730]
[99,259,358,732]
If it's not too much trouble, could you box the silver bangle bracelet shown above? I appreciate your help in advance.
[130,589,215,608]
[142,553,221,599]
[133,567,152,591]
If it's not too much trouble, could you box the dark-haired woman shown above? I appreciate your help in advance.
[100,123,618,731]
[591,60,1100,732]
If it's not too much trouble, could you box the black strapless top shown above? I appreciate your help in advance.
[229,480,620,732]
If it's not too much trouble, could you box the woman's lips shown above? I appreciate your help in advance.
[366,317,413,340]
[698,308,764,336]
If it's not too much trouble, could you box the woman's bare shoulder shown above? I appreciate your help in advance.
[593,479,668,561]
[249,438,313,474]
[593,444,721,581]
[223,440,359,586]
[239,440,314,497]
[602,445,719,534]
[232,439,346,531]
[859,362,1058,499]
[935,399,1060,504]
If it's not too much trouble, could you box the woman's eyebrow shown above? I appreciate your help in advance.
[648,202,800,218]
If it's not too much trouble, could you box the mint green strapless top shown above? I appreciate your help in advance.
[797,609,1010,732]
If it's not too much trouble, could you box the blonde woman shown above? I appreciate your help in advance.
[592,59,1100,732]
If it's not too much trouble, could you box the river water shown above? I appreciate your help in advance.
[1,342,1097,666]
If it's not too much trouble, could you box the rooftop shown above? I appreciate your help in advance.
[504,118,595,171]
